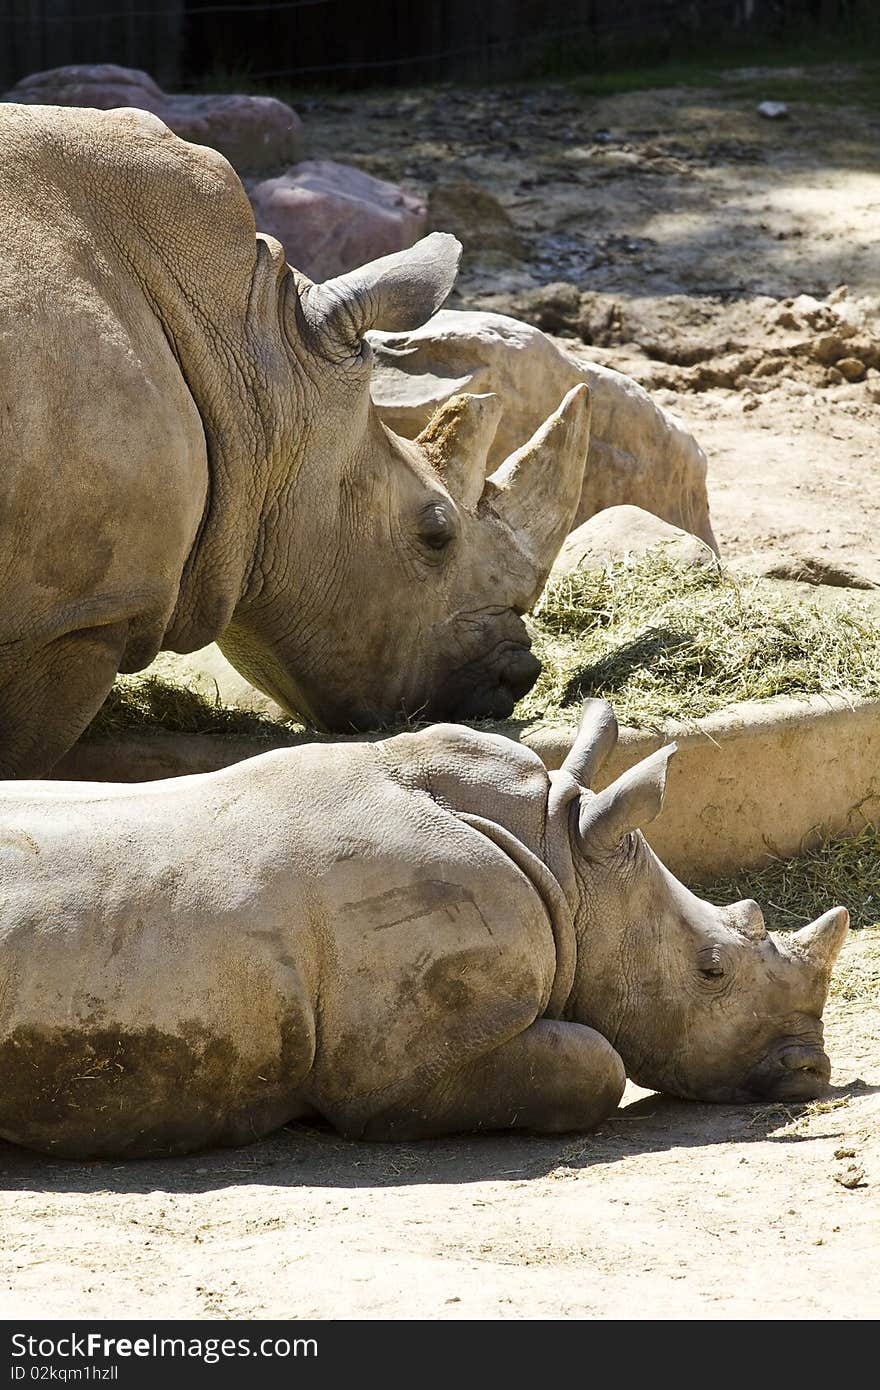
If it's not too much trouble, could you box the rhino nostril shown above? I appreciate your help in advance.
[781,1047,830,1078]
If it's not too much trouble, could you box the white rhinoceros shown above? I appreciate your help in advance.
[0,104,589,776]
[0,699,847,1158]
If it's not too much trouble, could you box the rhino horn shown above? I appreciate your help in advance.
[298,233,462,363]
[416,393,503,511]
[483,383,591,604]
[578,743,676,853]
[787,906,850,980]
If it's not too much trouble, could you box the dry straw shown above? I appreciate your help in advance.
[525,552,880,933]
[521,550,880,727]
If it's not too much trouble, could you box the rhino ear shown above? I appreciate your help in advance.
[578,744,676,853]
[298,233,462,363]
[561,699,619,791]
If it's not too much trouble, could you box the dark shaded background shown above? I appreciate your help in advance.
[0,1,873,93]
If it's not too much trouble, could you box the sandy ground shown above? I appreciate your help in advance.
[3,73,880,1321]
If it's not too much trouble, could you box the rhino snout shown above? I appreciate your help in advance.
[438,642,541,721]
[751,1042,832,1101]
[499,645,542,699]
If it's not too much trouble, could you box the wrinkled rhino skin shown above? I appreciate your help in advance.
[0,700,847,1158]
[0,105,590,776]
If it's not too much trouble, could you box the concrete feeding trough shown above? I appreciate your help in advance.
[54,690,880,882]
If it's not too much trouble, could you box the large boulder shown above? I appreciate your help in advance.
[3,65,302,172]
[551,505,718,580]
[250,160,427,281]
[370,310,718,550]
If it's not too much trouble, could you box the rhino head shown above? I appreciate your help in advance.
[551,701,849,1103]
[218,234,589,729]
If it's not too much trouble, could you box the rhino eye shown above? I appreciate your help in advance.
[697,946,726,981]
[418,504,455,552]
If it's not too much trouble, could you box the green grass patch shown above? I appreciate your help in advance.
[517,552,880,729]
[710,64,880,113]
[533,19,880,108]
[551,59,880,112]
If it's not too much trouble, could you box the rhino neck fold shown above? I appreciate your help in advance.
[87,128,305,651]
[454,812,577,1018]
[164,238,306,653]
[544,774,587,910]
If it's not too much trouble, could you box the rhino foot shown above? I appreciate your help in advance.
[357,1019,626,1140]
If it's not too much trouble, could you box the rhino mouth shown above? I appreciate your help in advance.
[749,1044,832,1102]
[435,641,541,721]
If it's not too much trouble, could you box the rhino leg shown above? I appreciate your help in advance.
[0,623,127,777]
[360,1019,626,1140]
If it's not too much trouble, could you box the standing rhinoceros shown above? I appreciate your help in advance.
[0,104,590,777]
[0,699,847,1158]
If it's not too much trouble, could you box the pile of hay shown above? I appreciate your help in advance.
[701,826,880,936]
[92,552,880,740]
[87,674,298,742]
[520,551,880,727]
[523,554,880,936]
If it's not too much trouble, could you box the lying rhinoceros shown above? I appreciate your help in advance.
[0,699,847,1158]
[0,104,589,777]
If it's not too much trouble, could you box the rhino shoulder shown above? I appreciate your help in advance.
[381,723,550,853]
[10,102,260,307]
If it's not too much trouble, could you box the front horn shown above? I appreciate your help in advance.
[416,393,503,511]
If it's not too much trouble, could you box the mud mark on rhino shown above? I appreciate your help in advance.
[356,880,493,935]
[0,1015,315,1159]
[0,828,40,856]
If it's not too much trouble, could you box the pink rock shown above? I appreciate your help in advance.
[7,64,165,110]
[164,93,302,173]
[3,64,302,172]
[250,160,427,280]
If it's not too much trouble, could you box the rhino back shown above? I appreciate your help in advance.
[0,754,324,1157]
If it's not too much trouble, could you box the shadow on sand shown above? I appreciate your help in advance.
[1,1078,874,1199]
